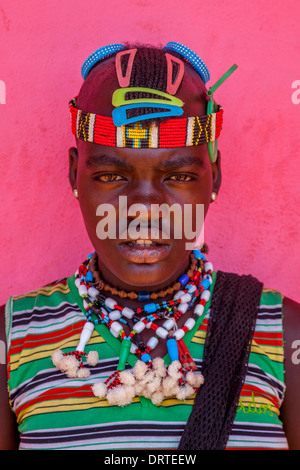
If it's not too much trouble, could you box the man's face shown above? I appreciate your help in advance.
[69,58,220,291]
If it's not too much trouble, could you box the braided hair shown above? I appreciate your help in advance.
[77,42,209,124]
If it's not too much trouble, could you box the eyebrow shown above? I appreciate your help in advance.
[85,154,203,171]
[158,155,204,171]
[85,154,135,170]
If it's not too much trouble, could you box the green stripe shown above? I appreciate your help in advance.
[6,271,287,449]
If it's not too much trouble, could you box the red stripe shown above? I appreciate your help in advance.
[10,321,86,355]
[253,338,283,347]
[159,119,187,147]
[197,318,209,331]
[46,279,68,287]
[253,331,282,339]
[15,385,94,417]
[94,115,116,146]
[215,109,223,138]
[240,384,279,408]
[70,106,77,135]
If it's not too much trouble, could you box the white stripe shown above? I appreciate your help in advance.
[247,363,285,388]
[76,110,81,138]
[211,113,216,141]
[254,324,282,332]
[5,296,13,349]
[232,420,285,429]
[10,305,84,339]
[11,301,79,318]
[259,303,282,310]
[226,439,288,448]
[150,123,158,148]
[186,117,194,146]
[116,126,124,147]
[88,113,96,142]
[19,440,180,450]
[244,377,281,400]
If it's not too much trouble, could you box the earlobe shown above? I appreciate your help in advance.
[69,147,79,190]
[211,149,222,194]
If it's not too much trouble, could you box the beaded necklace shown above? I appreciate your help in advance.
[88,250,198,300]
[52,249,213,406]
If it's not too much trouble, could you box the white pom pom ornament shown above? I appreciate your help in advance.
[52,322,99,378]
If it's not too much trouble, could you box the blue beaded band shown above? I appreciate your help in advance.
[164,42,210,84]
[81,43,126,79]
[137,292,151,302]
[81,43,210,85]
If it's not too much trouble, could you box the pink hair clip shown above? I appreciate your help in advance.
[115,48,137,88]
[165,53,185,95]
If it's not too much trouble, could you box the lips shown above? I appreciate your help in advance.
[118,233,171,263]
[118,227,171,246]
[119,238,170,246]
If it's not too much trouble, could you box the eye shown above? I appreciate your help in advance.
[167,174,194,182]
[94,173,126,182]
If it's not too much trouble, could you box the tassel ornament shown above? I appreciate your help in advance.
[52,322,99,378]
[92,357,204,406]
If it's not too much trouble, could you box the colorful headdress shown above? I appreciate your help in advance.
[70,42,237,162]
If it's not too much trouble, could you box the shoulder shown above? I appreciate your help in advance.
[4,276,75,354]
[280,296,300,449]
[281,295,300,375]
[6,276,73,313]
[282,296,300,332]
[282,296,300,373]
[0,303,19,449]
[0,303,6,343]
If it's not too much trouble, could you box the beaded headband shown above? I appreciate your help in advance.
[69,97,223,150]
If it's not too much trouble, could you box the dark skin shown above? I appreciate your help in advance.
[72,57,216,295]
[69,60,219,358]
[1,58,300,450]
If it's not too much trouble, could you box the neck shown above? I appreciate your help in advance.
[95,251,195,294]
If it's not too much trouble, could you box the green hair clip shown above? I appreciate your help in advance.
[206,64,238,163]
[112,87,184,108]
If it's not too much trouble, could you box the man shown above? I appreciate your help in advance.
[1,43,300,450]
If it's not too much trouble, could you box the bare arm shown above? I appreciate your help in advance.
[280,297,300,450]
[0,304,19,450]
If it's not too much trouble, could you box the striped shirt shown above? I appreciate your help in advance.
[5,272,288,450]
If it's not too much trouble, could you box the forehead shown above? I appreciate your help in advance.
[76,56,208,118]
[77,139,209,171]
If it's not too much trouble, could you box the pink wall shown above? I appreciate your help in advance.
[1,0,299,305]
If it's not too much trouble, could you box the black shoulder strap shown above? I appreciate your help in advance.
[178,270,263,450]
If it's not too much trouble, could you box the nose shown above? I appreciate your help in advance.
[119,178,169,217]
[118,182,172,239]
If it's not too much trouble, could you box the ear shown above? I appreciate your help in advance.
[69,146,79,190]
[211,149,222,195]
